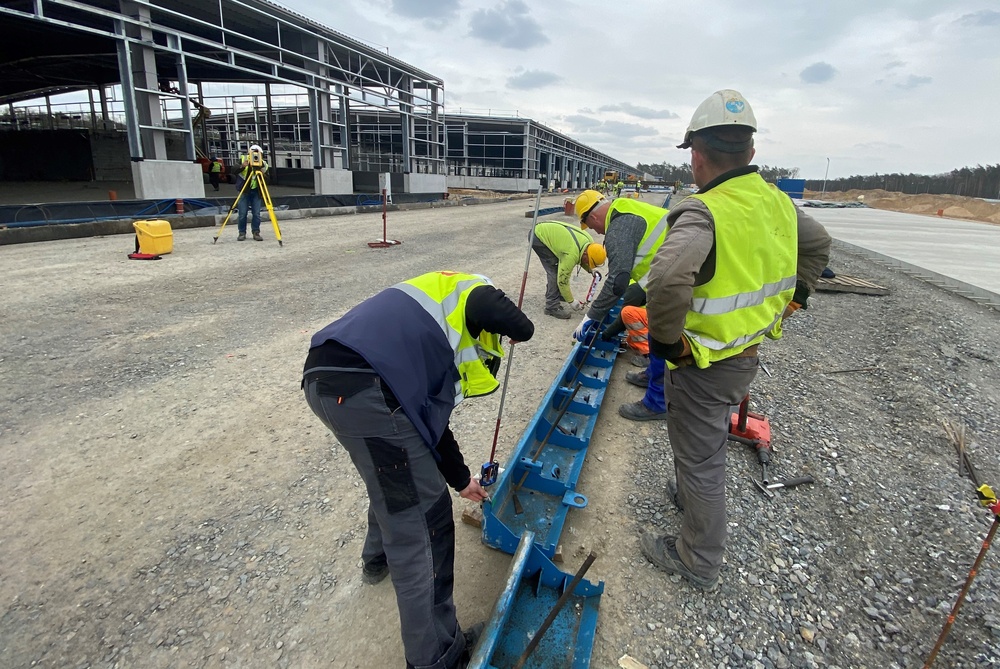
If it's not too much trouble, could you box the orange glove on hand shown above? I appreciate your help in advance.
[782,301,802,319]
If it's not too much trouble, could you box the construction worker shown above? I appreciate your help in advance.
[572,191,671,421]
[303,271,534,669]
[640,89,831,590]
[209,156,223,192]
[531,220,606,319]
[615,180,624,197]
[236,144,268,241]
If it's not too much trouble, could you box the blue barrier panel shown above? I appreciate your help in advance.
[469,531,603,669]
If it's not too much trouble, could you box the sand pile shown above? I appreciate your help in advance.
[804,188,1000,225]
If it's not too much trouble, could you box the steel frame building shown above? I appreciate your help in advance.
[0,0,636,198]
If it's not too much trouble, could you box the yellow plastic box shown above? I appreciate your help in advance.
[133,219,173,255]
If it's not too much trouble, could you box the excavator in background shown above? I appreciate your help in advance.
[190,99,232,184]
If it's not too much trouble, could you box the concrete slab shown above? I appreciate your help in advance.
[806,207,1000,295]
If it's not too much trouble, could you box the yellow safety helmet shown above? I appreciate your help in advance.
[582,243,607,272]
[574,190,605,227]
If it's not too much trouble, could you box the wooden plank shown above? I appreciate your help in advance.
[461,506,483,528]
[816,274,889,296]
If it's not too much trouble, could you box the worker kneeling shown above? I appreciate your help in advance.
[302,271,534,669]
[530,220,606,319]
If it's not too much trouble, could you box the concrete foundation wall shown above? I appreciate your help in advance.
[131,161,204,199]
[446,176,534,192]
[315,168,353,195]
[404,173,447,194]
[90,130,132,181]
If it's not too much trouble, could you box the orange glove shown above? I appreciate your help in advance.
[782,301,802,319]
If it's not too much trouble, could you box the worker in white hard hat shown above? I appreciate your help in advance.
[236,143,269,241]
[639,89,832,590]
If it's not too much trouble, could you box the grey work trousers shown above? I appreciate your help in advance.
[530,235,565,311]
[663,356,759,580]
[304,370,464,669]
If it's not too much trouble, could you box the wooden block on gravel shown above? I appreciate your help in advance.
[618,655,649,669]
[553,544,563,563]
[816,274,890,296]
[461,507,483,528]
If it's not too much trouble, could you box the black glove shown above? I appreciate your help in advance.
[792,281,810,309]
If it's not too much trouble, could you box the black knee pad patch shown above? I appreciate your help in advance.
[425,490,456,605]
[366,437,420,514]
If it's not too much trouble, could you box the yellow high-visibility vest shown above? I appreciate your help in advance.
[605,199,669,287]
[682,172,798,368]
[395,272,504,403]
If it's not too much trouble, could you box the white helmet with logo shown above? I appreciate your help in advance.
[677,89,757,150]
[249,144,263,152]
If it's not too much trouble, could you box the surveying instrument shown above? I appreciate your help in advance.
[213,144,283,246]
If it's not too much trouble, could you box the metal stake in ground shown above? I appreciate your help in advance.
[923,483,1000,668]
[480,185,543,487]
[368,188,401,248]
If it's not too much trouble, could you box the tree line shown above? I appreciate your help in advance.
[637,162,800,184]
[803,165,1000,199]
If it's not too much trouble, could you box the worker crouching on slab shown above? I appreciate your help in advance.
[642,89,831,590]
[302,271,534,669]
[530,220,606,319]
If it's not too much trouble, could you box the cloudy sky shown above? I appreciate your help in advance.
[276,0,999,180]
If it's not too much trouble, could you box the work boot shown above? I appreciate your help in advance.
[665,479,684,512]
[237,233,246,241]
[252,231,263,241]
[458,621,485,666]
[639,532,719,590]
[625,370,649,388]
[618,400,666,421]
[629,353,649,367]
[361,559,390,585]
[544,304,573,320]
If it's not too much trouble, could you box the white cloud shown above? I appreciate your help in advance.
[253,1,1000,176]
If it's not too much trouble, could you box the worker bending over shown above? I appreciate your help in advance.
[641,89,831,590]
[531,220,606,319]
[303,271,534,669]
[572,191,671,421]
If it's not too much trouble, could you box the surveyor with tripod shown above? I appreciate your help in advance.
[237,144,268,241]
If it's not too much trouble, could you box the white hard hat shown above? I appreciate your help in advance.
[249,144,262,152]
[677,89,757,150]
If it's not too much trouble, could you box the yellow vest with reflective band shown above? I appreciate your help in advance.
[239,156,268,189]
[682,172,798,368]
[605,199,669,287]
[393,272,504,404]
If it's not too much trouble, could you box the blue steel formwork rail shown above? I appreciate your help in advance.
[469,531,603,669]
[482,306,622,558]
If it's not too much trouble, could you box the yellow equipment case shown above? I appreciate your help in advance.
[133,220,173,255]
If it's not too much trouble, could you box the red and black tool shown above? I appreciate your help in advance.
[727,393,773,484]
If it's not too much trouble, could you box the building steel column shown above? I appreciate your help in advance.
[118,1,168,159]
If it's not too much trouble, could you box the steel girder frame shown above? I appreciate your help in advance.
[527,120,637,190]
[0,0,446,175]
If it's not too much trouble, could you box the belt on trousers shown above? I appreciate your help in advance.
[672,343,759,368]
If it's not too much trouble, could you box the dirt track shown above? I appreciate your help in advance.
[3,194,1000,669]
[0,194,635,668]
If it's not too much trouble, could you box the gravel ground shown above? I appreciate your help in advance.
[2,195,999,668]
[609,249,1000,669]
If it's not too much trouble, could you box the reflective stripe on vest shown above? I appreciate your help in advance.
[239,156,267,188]
[681,172,798,367]
[605,199,669,287]
[393,272,503,404]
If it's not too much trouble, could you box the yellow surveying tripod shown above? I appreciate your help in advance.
[213,145,283,246]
